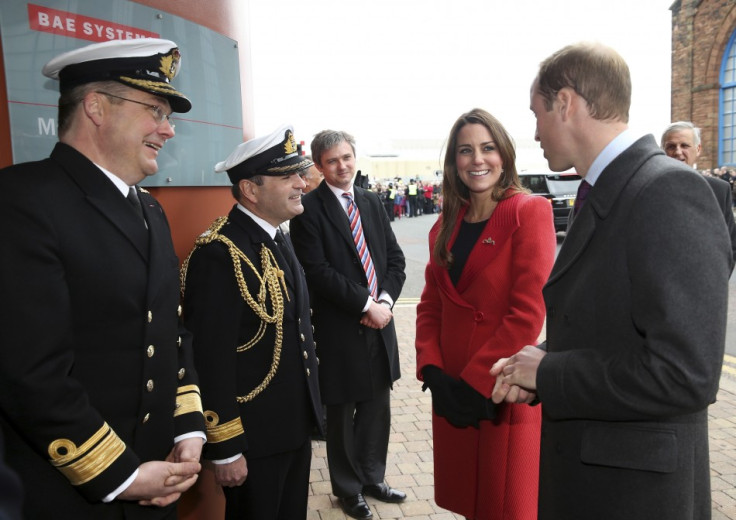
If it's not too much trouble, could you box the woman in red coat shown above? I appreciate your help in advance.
[416,108,556,520]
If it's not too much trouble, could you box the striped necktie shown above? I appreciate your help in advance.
[342,193,377,299]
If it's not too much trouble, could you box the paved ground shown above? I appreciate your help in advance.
[181,212,736,519]
[306,302,736,520]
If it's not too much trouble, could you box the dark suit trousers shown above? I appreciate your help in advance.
[326,328,392,497]
[223,437,312,520]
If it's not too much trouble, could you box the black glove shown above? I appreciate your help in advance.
[422,366,480,428]
[453,379,497,422]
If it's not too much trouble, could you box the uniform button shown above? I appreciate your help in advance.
[177,305,182,317]
[178,368,186,380]
[142,413,150,424]
[310,308,313,316]
[146,379,154,392]
[177,336,182,347]
[312,325,315,333]
[306,368,311,377]
[316,356,320,365]
[300,333,305,342]
[474,311,484,322]
[147,345,155,358]
[303,350,308,360]
[298,318,302,326]
[147,311,153,323]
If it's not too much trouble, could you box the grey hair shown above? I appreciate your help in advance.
[661,121,701,148]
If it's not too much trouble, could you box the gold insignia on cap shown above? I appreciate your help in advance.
[204,411,245,444]
[284,130,298,155]
[48,422,126,486]
[159,48,180,82]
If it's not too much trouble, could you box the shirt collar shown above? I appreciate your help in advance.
[585,128,640,186]
[236,203,278,239]
[326,182,354,210]
[95,163,132,196]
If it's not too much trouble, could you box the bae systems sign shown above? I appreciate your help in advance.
[27,4,159,41]
[0,1,243,187]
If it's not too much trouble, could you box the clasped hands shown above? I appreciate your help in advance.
[119,436,204,507]
[360,300,393,329]
[490,345,546,404]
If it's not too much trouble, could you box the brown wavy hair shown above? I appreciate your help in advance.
[433,108,524,268]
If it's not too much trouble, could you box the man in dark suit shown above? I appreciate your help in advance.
[290,130,407,519]
[492,42,731,520]
[181,125,324,519]
[661,120,736,268]
[0,39,206,519]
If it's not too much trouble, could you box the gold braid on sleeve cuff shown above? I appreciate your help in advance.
[48,422,126,486]
[175,384,203,417]
[204,411,244,444]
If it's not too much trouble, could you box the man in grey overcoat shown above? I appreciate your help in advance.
[492,42,731,520]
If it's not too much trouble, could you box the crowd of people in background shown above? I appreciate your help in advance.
[374,179,442,221]
[701,167,736,207]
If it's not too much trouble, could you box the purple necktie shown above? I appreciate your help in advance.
[342,193,378,299]
[573,180,592,216]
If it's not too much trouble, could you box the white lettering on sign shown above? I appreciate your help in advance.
[27,4,158,43]
[38,118,56,136]
[35,11,76,32]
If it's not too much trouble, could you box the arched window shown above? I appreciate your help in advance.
[719,30,736,166]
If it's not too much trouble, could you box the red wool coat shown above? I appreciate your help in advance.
[416,192,556,520]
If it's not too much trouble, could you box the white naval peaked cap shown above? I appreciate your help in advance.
[215,124,313,184]
[42,37,191,113]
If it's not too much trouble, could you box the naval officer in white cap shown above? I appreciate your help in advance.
[0,38,205,519]
[181,125,324,519]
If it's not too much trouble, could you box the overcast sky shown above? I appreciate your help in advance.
[247,0,674,169]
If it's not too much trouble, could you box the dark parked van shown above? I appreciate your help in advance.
[518,171,582,232]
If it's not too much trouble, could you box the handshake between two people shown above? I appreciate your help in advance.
[489,345,547,405]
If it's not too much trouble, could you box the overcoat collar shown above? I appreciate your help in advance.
[547,134,662,286]
[432,191,524,301]
[315,181,364,254]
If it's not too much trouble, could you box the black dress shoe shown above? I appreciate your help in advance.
[362,482,407,503]
[338,494,373,519]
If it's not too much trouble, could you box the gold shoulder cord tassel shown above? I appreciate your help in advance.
[181,217,289,403]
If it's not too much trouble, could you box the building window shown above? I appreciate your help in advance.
[720,30,736,166]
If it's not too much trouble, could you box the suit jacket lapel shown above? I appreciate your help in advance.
[353,187,381,258]
[317,182,356,254]
[455,193,521,294]
[228,208,298,295]
[51,144,149,260]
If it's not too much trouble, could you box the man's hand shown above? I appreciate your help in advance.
[490,345,545,404]
[214,455,248,488]
[169,436,204,463]
[119,460,201,507]
[360,301,393,329]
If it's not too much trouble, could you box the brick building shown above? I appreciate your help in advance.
[671,0,736,169]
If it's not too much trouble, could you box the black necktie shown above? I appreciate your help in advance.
[127,187,145,223]
[274,229,297,277]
